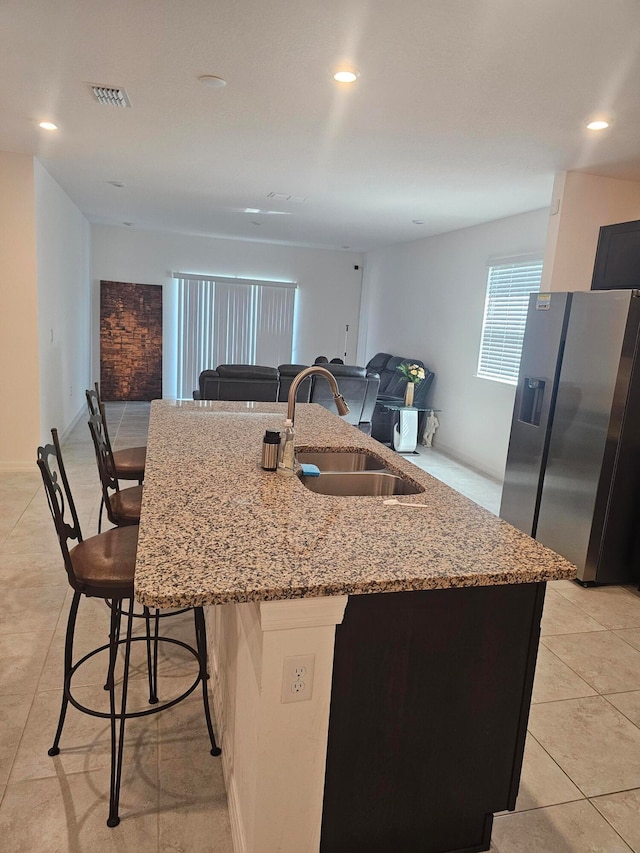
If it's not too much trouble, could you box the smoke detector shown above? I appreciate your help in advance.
[91,85,131,107]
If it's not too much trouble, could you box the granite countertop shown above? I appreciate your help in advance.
[134,400,576,608]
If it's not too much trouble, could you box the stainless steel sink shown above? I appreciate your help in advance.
[296,449,390,472]
[298,470,424,497]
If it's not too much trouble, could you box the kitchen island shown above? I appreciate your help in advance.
[135,400,575,853]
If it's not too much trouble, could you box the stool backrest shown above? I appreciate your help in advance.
[37,428,83,590]
[88,412,121,525]
[86,389,117,477]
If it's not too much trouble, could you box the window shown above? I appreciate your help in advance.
[477,257,543,384]
[174,274,297,399]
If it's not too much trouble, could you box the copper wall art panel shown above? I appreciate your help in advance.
[100,281,163,401]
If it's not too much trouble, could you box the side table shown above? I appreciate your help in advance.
[382,405,441,453]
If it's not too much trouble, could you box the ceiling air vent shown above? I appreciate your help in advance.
[91,85,131,107]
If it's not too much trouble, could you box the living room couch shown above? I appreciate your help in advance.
[193,363,380,434]
[365,352,435,444]
[194,365,280,402]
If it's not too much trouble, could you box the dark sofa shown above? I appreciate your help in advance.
[366,352,435,444]
[194,365,280,402]
[193,363,380,434]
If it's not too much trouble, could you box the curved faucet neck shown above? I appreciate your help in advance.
[287,365,347,424]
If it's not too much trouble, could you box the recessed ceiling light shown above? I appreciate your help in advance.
[199,75,227,89]
[587,120,609,130]
[39,121,58,130]
[243,208,291,216]
[333,69,359,83]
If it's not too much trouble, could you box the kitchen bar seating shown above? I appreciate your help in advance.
[88,411,143,531]
[37,428,221,828]
[86,386,146,483]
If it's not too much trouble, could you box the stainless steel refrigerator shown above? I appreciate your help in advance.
[500,289,640,585]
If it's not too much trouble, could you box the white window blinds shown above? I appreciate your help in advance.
[175,274,296,399]
[477,258,543,384]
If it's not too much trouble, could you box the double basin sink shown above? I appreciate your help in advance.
[296,449,424,497]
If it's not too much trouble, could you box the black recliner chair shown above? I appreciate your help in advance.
[366,353,435,443]
[309,364,380,435]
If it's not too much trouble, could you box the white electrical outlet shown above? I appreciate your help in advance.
[281,654,315,704]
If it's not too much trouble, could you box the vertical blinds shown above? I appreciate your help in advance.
[175,275,296,399]
[477,259,543,383]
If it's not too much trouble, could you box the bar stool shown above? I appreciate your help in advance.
[86,386,146,484]
[88,411,142,532]
[37,428,221,827]
[88,409,177,706]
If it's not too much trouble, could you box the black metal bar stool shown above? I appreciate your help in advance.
[37,428,221,827]
[88,410,143,532]
[87,408,182,705]
[86,386,146,483]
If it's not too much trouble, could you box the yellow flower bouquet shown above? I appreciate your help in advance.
[397,363,425,384]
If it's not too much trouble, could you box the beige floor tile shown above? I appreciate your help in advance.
[0,694,33,786]
[615,627,640,652]
[0,762,159,852]
[552,584,640,630]
[158,752,233,853]
[592,788,640,852]
[0,631,52,697]
[540,589,607,636]
[531,645,597,704]
[547,578,580,592]
[512,734,583,812]
[157,696,220,764]
[491,799,633,852]
[605,691,640,727]
[0,520,59,555]
[0,585,67,636]
[528,695,640,797]
[541,631,640,694]
[0,552,67,588]
[9,682,158,784]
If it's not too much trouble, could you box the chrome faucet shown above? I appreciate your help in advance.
[287,366,350,425]
[278,366,350,476]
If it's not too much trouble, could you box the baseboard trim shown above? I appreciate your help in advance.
[58,405,86,446]
[428,441,504,484]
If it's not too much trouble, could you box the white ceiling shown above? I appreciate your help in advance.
[2,0,640,253]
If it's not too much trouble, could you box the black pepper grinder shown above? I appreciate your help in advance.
[261,430,281,471]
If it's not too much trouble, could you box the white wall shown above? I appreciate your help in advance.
[361,208,550,480]
[543,171,640,292]
[91,225,364,398]
[0,152,40,468]
[34,160,92,444]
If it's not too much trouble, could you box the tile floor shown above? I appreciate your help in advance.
[410,445,640,852]
[0,404,639,851]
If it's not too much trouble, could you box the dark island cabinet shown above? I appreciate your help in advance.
[321,582,546,852]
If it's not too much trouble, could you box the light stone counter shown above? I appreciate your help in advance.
[133,399,576,853]
[134,399,575,609]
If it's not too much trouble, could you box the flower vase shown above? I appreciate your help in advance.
[404,382,415,407]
